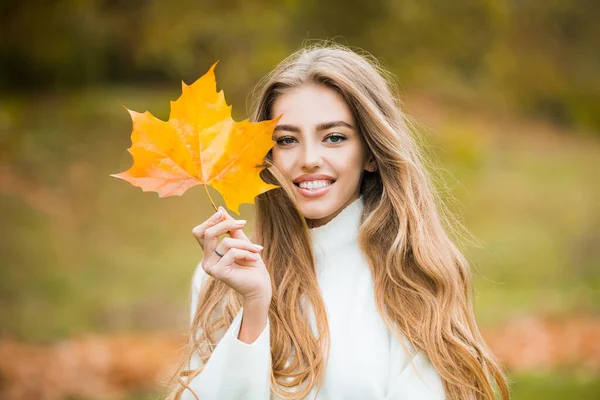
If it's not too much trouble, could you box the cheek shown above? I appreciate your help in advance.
[271,148,293,173]
[331,146,365,176]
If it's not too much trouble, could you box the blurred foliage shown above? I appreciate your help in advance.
[0,87,598,341]
[0,2,599,398]
[507,370,600,399]
[1,0,599,132]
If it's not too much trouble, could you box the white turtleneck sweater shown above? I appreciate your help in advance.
[183,195,446,399]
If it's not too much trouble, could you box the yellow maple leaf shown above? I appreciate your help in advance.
[111,61,281,214]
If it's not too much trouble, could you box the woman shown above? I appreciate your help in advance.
[167,42,510,400]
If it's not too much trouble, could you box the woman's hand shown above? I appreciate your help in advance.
[192,206,272,306]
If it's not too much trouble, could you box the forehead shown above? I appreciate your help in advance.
[271,84,355,127]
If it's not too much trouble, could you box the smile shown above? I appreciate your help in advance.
[294,180,336,197]
[297,180,333,189]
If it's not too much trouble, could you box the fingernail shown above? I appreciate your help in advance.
[253,244,263,250]
[252,253,260,260]
[235,219,247,225]
[212,210,222,220]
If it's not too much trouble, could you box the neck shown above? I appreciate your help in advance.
[307,191,362,228]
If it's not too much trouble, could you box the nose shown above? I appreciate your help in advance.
[300,140,323,170]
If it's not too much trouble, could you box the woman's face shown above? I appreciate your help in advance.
[270,83,377,227]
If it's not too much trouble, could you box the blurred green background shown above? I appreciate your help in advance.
[1,1,599,399]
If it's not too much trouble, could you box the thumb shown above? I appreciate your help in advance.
[219,206,250,241]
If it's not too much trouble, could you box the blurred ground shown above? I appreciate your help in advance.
[1,314,599,399]
[1,87,599,399]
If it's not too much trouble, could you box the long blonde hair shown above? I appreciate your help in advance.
[167,42,510,400]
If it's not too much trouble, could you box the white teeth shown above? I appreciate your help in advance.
[298,180,333,190]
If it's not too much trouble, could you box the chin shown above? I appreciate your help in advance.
[298,199,336,221]
[299,205,326,220]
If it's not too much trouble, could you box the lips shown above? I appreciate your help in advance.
[292,174,337,198]
[294,179,335,198]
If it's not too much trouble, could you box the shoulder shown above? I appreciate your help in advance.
[192,260,209,294]
[390,332,446,398]
[189,261,213,326]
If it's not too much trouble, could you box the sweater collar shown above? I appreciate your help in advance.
[309,195,364,259]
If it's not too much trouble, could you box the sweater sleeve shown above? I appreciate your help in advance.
[180,262,272,400]
[385,333,446,400]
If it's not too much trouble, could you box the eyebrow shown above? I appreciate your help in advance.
[273,120,355,133]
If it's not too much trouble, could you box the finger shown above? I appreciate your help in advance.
[211,248,260,280]
[192,209,226,249]
[204,237,262,270]
[203,219,248,259]
[219,206,251,242]
[200,261,214,278]
[216,237,263,254]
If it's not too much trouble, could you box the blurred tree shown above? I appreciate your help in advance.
[0,0,598,132]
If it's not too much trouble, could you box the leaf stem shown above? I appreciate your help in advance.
[203,183,218,212]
